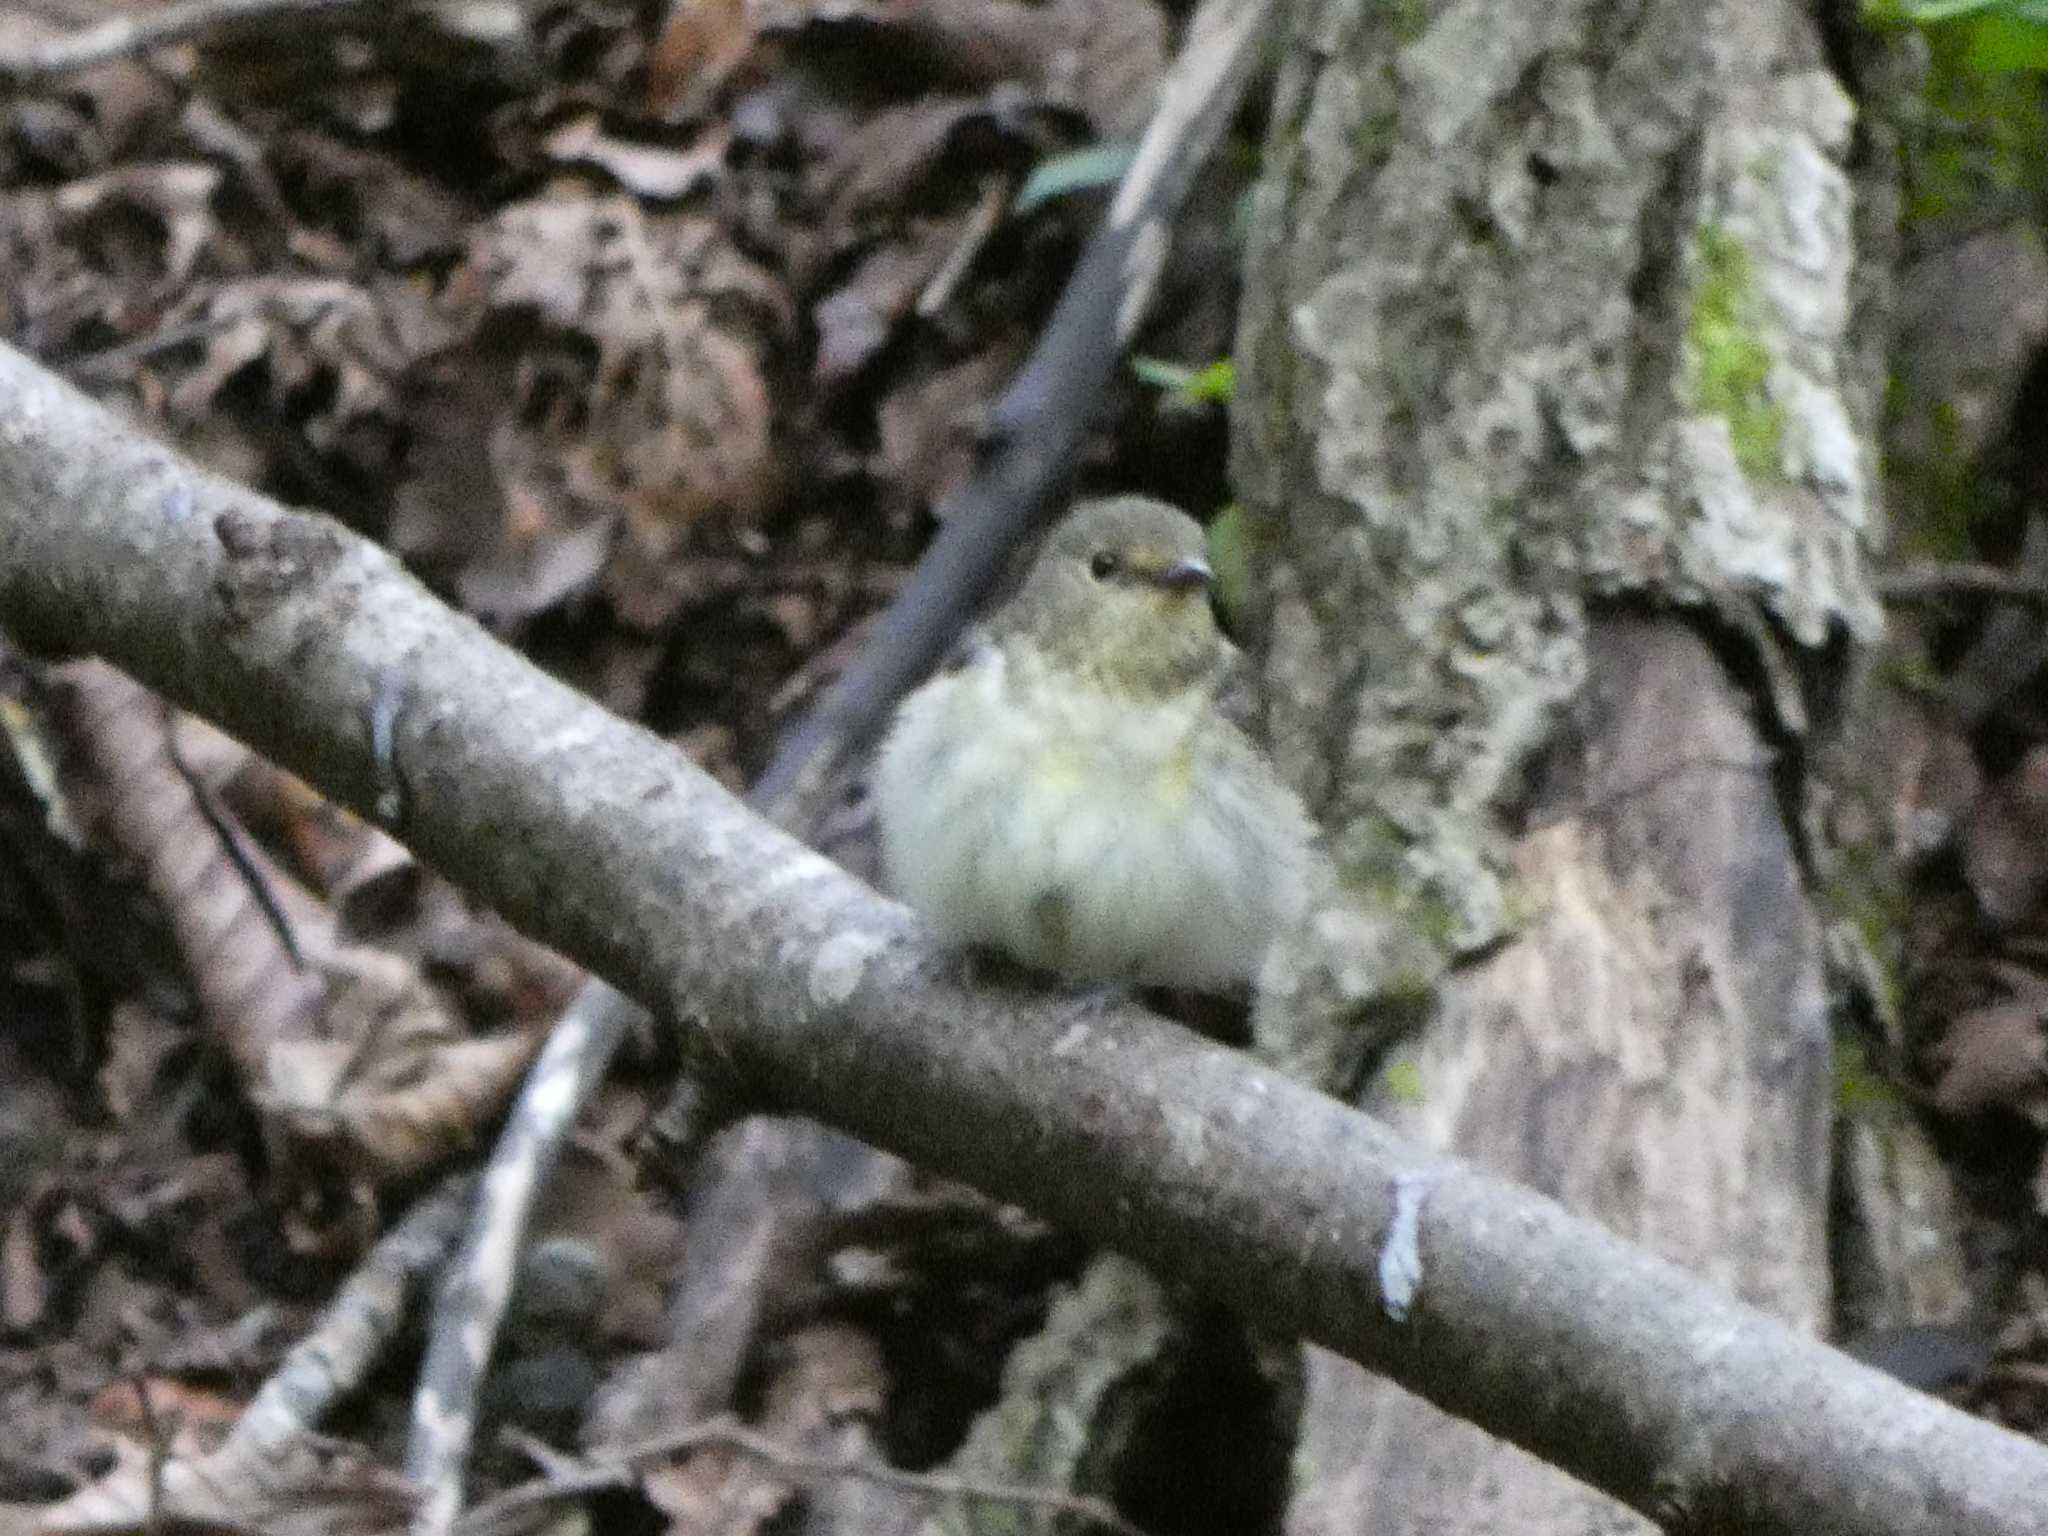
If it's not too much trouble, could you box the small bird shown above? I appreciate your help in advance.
[875,496,1315,991]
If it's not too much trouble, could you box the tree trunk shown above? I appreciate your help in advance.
[1233,0,1888,1529]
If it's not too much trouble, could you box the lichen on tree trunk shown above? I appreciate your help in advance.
[1232,0,1888,1529]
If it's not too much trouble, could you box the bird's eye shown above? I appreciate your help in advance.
[1088,550,1120,581]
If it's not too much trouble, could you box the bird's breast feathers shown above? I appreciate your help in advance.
[876,646,1298,987]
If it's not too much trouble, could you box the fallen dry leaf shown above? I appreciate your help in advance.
[1933,965,2048,1116]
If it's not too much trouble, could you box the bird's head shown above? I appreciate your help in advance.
[1006,497,1223,697]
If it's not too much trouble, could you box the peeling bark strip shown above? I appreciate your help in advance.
[0,347,2044,1532]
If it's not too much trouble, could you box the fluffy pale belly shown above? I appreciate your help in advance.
[877,673,1273,988]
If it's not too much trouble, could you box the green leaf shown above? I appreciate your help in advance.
[1131,355,1235,404]
[1381,1059,1426,1105]
[1962,10,2048,70]
[1014,142,1140,214]
[1130,357,1195,391]
[1874,0,2048,72]
[1205,503,1255,634]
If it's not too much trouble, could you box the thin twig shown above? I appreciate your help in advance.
[1940,517,2048,728]
[1878,561,2048,608]
[645,1419,1146,1536]
[0,0,386,83]
[404,982,640,1536]
[62,317,235,379]
[223,1176,474,1458]
[918,175,1014,319]
[466,1418,1150,1536]
[42,1176,469,1531]
[161,690,309,969]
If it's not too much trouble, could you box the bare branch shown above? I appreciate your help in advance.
[1879,561,2048,608]
[1,343,2045,1534]
[405,983,637,1536]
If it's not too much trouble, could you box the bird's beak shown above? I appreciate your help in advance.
[1156,556,1214,593]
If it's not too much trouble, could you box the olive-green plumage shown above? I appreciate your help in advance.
[875,496,1315,989]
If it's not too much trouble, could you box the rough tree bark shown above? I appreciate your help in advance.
[1233,0,1885,1530]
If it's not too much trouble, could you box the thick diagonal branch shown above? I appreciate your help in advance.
[0,344,2044,1534]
